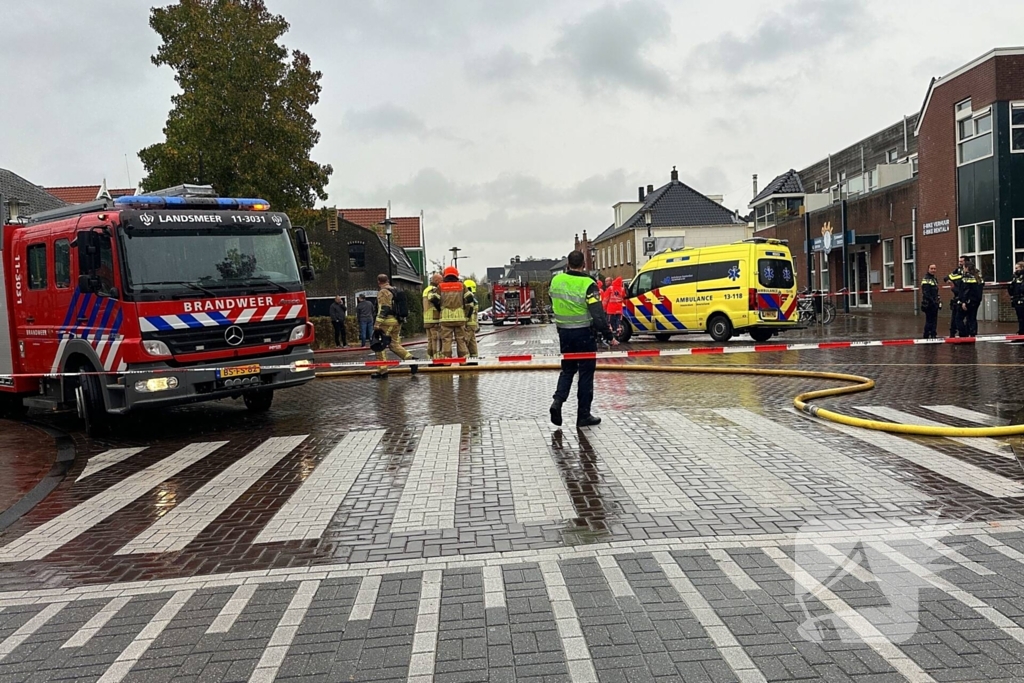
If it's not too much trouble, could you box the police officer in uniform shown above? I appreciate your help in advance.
[431,266,470,358]
[422,273,442,359]
[921,264,941,339]
[958,261,983,338]
[549,250,614,428]
[1008,261,1024,336]
[372,274,414,379]
[463,279,480,358]
[945,255,966,337]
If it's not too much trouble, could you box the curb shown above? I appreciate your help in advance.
[0,421,76,532]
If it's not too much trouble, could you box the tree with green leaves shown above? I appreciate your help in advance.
[139,0,332,211]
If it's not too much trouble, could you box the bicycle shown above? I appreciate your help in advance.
[797,289,836,325]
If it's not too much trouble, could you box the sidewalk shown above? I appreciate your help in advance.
[0,420,57,514]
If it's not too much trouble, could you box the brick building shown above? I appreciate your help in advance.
[590,167,749,281]
[338,208,426,277]
[753,47,1024,322]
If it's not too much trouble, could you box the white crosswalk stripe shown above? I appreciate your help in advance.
[922,405,1008,427]
[795,409,1024,498]
[390,425,461,534]
[116,436,307,555]
[499,420,575,523]
[77,448,148,481]
[855,406,1013,459]
[0,441,228,563]
[254,430,385,544]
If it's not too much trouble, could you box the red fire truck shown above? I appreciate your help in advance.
[490,278,533,326]
[0,186,316,433]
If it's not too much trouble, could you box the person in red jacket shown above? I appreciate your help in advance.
[603,276,625,337]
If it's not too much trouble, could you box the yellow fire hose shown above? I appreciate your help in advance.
[316,362,1024,439]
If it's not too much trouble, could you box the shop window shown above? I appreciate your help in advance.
[959,220,996,282]
[54,239,71,288]
[27,243,47,290]
[819,252,830,292]
[348,242,366,270]
[882,239,895,288]
[1014,218,1024,264]
[1011,102,1024,153]
[901,235,915,287]
[957,103,993,165]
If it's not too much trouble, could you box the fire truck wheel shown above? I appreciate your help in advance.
[748,327,775,343]
[494,320,504,327]
[77,373,109,437]
[243,389,274,413]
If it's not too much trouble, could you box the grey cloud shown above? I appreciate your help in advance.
[694,0,868,74]
[552,0,674,96]
[342,104,469,145]
[465,46,536,84]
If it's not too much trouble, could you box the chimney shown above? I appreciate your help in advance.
[515,255,521,264]
[638,186,645,201]
[670,166,678,182]
[752,174,758,197]
[647,184,654,195]
[582,230,588,241]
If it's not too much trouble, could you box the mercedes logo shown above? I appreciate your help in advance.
[224,325,245,346]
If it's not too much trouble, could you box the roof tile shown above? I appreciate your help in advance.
[748,169,804,206]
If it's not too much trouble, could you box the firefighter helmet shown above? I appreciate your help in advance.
[464,279,476,292]
[444,266,459,278]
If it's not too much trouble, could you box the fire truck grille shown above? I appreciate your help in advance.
[143,319,300,355]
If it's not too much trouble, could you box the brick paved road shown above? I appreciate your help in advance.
[2,321,1024,681]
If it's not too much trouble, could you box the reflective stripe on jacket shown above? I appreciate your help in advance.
[438,280,467,323]
[550,272,594,329]
[422,285,440,324]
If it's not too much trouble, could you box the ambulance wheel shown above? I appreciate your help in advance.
[617,323,633,343]
[77,372,109,437]
[748,328,775,343]
[243,389,274,413]
[708,315,733,342]
[654,333,673,342]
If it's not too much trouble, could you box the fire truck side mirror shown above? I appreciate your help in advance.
[293,227,315,282]
[77,231,101,272]
[78,274,99,294]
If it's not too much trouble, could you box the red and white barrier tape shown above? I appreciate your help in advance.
[2,333,1022,381]
[799,282,1013,298]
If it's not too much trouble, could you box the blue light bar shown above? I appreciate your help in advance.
[113,196,271,211]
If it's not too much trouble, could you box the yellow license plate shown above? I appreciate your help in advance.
[218,364,261,379]
[760,310,778,320]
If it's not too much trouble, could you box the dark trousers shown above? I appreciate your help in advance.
[608,313,622,335]
[1015,303,1024,335]
[553,327,597,417]
[958,305,979,337]
[949,303,962,337]
[359,320,374,346]
[923,305,938,339]
[332,320,347,346]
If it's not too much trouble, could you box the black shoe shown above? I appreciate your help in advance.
[371,373,387,380]
[576,415,602,427]
[550,401,563,426]
[409,364,419,375]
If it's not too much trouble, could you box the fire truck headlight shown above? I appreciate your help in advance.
[289,324,307,342]
[134,377,179,393]
[142,340,172,357]
[291,360,312,373]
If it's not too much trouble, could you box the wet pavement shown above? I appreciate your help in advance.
[2,319,1024,682]
[0,420,59,516]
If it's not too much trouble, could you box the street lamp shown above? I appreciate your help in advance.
[380,217,395,280]
[643,208,653,238]
[587,245,596,275]
[450,246,466,269]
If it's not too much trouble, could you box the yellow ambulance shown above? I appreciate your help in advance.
[620,238,799,343]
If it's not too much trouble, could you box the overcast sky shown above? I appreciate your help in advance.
[1,0,1021,276]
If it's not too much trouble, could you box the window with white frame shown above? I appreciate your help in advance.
[754,203,774,229]
[1012,102,1024,153]
[956,100,993,165]
[1014,218,1024,264]
[959,220,996,282]
[910,154,919,175]
[819,252,830,291]
[886,148,899,164]
[901,235,915,287]
[616,242,622,266]
[882,239,895,288]
[626,239,632,264]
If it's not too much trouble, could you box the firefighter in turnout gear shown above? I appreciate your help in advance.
[921,264,941,339]
[372,274,414,378]
[945,256,966,337]
[1009,261,1024,335]
[549,250,614,428]
[422,273,442,359]
[431,266,470,358]
[464,279,480,358]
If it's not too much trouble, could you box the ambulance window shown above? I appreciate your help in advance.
[27,244,47,290]
[54,239,71,288]
[633,271,653,296]
[758,258,795,289]
[697,260,740,287]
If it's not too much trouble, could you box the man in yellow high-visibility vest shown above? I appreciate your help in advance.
[549,250,614,427]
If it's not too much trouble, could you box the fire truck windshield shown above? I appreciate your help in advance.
[121,228,302,299]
